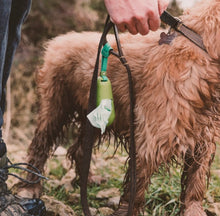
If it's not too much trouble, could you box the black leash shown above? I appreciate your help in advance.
[113,24,136,215]
[80,16,136,216]
[80,16,113,216]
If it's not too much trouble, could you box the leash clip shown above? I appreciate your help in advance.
[176,19,183,31]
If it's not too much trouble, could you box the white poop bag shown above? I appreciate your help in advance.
[87,99,112,134]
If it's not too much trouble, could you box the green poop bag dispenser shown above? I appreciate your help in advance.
[97,75,115,126]
[97,43,115,126]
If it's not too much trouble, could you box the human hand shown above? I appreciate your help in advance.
[104,0,169,35]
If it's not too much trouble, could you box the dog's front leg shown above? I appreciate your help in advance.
[180,142,216,216]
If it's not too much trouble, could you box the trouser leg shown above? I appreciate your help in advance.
[0,0,32,119]
[0,0,12,157]
[0,2,47,215]
[0,0,31,157]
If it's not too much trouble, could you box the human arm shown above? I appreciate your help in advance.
[104,0,169,35]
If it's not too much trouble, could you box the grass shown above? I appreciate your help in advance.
[48,158,67,180]
[144,167,181,216]
[42,143,220,215]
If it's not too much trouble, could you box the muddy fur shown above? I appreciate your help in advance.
[18,0,220,215]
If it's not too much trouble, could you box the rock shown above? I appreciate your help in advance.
[60,169,76,191]
[61,158,71,170]
[207,203,220,216]
[107,196,120,208]
[88,174,107,185]
[68,193,80,203]
[47,179,61,188]
[212,170,220,178]
[96,188,120,199]
[54,146,67,156]
[98,207,114,215]
[89,207,98,216]
[42,195,76,216]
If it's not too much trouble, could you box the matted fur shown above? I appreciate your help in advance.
[19,0,220,215]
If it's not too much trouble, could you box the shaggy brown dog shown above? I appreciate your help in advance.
[19,0,220,215]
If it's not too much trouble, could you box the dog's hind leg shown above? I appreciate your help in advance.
[17,73,76,198]
[110,156,149,216]
[180,143,216,216]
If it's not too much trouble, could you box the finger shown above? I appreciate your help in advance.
[148,12,160,31]
[126,19,138,35]
[135,19,149,35]
[117,23,127,33]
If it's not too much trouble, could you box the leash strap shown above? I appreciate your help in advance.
[0,158,48,184]
[80,16,113,216]
[113,24,136,215]
[160,11,207,52]
[80,16,136,216]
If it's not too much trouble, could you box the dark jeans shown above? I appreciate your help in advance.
[0,0,31,130]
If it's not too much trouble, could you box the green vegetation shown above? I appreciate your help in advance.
[41,144,220,215]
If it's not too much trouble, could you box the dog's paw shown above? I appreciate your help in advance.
[14,182,42,198]
[108,201,139,216]
[205,209,217,216]
[184,202,207,216]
